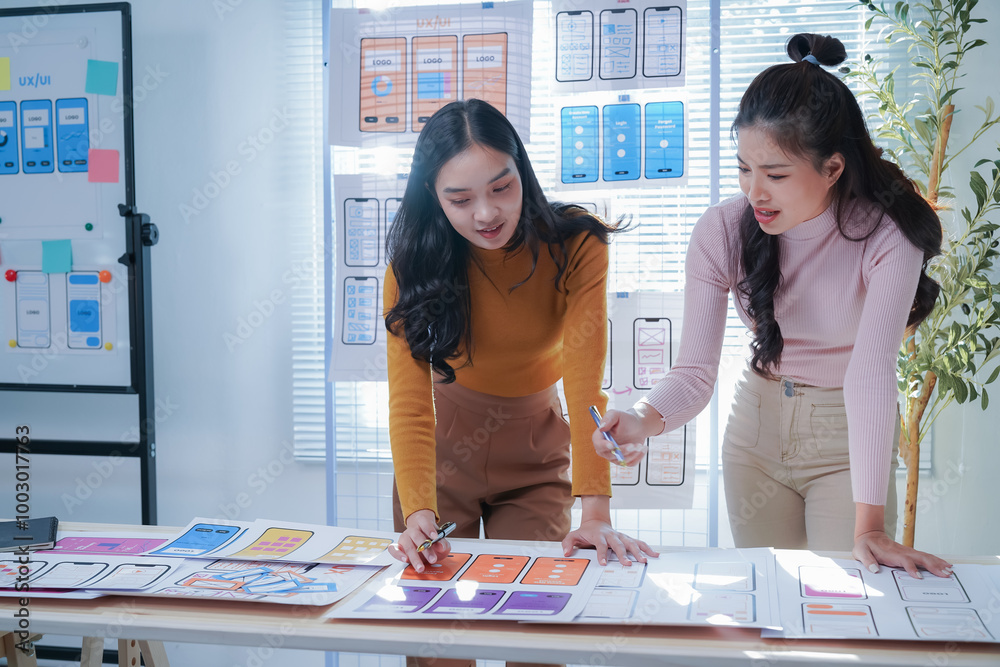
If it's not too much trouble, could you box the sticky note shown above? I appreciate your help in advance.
[42,240,73,274]
[0,58,10,91]
[88,149,119,183]
[85,59,118,96]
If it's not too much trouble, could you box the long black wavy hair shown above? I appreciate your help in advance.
[732,33,942,378]
[385,99,619,382]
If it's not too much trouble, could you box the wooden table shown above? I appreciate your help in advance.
[2,524,998,666]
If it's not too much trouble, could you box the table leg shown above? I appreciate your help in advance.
[81,636,104,667]
[117,638,140,667]
[138,640,170,667]
[1,632,39,667]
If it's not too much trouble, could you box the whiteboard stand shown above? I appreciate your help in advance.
[0,11,160,666]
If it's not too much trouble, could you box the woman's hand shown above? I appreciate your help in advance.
[388,509,451,574]
[591,405,664,466]
[852,529,953,579]
[562,519,659,566]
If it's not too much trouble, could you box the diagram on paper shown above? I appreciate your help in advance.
[551,0,686,93]
[771,550,1000,641]
[605,292,697,507]
[148,518,396,567]
[576,548,776,627]
[326,541,603,622]
[329,2,533,147]
[141,559,382,606]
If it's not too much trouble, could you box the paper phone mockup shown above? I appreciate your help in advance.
[227,527,313,560]
[152,523,244,556]
[20,99,54,173]
[15,271,51,349]
[643,6,683,78]
[55,97,89,172]
[342,276,378,345]
[561,105,599,184]
[31,561,108,588]
[360,37,407,132]
[556,10,594,82]
[412,35,458,132]
[344,197,380,267]
[645,101,684,179]
[462,33,508,114]
[603,103,640,181]
[67,272,102,349]
[599,8,637,80]
[634,317,671,389]
[460,554,529,584]
[0,101,19,174]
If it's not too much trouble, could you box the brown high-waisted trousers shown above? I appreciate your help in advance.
[393,379,574,667]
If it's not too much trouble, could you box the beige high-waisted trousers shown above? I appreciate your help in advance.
[722,368,898,550]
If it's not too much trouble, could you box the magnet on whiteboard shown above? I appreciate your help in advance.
[8,340,16,348]
[105,342,113,351]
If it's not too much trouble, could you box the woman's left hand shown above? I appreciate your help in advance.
[852,529,953,578]
[561,519,659,566]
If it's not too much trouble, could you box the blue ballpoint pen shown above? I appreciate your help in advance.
[589,405,628,467]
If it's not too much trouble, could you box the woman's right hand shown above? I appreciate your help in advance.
[591,405,663,466]
[388,509,451,573]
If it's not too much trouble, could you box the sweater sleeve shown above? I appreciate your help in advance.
[642,204,732,431]
[384,266,440,521]
[844,224,922,505]
[561,234,612,497]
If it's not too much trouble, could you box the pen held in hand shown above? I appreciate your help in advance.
[589,405,628,467]
[416,521,456,553]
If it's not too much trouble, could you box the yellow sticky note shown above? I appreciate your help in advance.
[0,58,10,91]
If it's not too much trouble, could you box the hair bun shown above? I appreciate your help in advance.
[786,33,846,67]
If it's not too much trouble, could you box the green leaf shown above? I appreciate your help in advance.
[982,388,990,410]
[966,276,990,289]
[954,375,969,403]
[940,88,962,105]
[970,171,988,209]
[987,364,1000,385]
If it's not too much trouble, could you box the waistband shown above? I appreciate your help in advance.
[740,368,842,397]
[433,378,560,417]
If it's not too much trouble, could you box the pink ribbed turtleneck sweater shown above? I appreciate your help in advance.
[643,194,922,505]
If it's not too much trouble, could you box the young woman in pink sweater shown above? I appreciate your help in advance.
[593,33,952,578]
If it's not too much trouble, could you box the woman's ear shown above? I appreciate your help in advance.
[824,152,845,185]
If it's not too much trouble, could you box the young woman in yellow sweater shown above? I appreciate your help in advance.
[384,100,656,584]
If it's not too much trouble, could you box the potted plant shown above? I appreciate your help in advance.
[847,0,1000,547]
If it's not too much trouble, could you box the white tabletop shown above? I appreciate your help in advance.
[2,523,998,666]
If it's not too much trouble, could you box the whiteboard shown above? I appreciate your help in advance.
[0,4,134,388]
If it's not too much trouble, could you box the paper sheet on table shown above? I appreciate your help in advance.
[325,538,603,623]
[134,558,384,606]
[574,547,778,628]
[144,518,397,566]
[764,550,1000,642]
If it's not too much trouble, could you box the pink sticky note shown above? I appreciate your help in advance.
[88,149,119,183]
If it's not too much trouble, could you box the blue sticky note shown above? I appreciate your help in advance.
[85,59,118,96]
[42,240,72,273]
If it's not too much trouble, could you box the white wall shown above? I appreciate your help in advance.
[914,1,1000,558]
[129,1,326,663]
